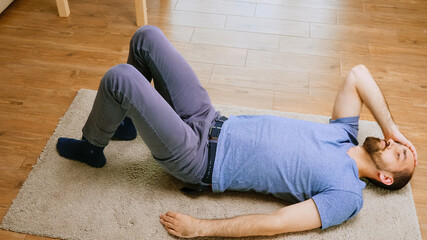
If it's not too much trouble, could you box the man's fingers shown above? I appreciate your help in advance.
[405,140,418,165]
[411,145,418,161]
[391,131,418,166]
[411,146,418,166]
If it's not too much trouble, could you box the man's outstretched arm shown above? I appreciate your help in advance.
[332,64,417,163]
[159,199,321,238]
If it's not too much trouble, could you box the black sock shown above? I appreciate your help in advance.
[56,138,106,168]
[112,117,137,141]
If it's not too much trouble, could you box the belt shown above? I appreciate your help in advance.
[201,115,228,184]
[181,116,228,197]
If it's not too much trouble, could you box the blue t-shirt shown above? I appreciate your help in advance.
[212,115,366,229]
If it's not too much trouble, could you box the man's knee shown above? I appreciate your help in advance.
[101,64,139,90]
[131,25,163,46]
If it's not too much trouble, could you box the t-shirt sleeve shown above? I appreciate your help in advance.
[329,116,359,145]
[312,190,363,229]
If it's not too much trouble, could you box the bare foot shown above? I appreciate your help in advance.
[159,211,202,238]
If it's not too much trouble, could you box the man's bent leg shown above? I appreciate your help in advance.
[79,64,205,183]
[127,25,216,122]
[127,26,219,183]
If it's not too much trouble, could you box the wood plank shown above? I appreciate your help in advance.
[0,154,26,170]
[0,27,129,58]
[337,11,426,32]
[273,91,335,116]
[52,13,113,34]
[363,2,427,18]
[211,65,308,93]
[382,97,423,125]
[369,45,427,75]
[339,54,372,77]
[105,15,140,37]
[57,1,130,17]
[0,131,55,159]
[21,89,76,120]
[411,87,427,108]
[0,168,29,205]
[4,10,72,30]
[205,84,274,110]
[279,35,370,58]
[191,28,280,51]
[148,8,227,29]
[175,0,256,16]
[397,30,427,48]
[23,43,126,71]
[0,111,64,138]
[107,17,196,43]
[70,69,105,91]
[0,84,28,106]
[225,16,309,37]
[246,50,341,75]
[310,23,399,45]
[171,42,247,66]
[255,4,337,24]
[283,0,364,11]
[19,156,40,172]
[0,26,74,51]
[0,63,76,91]
[25,235,59,240]
[147,23,194,43]
[368,72,416,100]
[308,73,343,98]
[0,205,7,221]
[396,126,427,153]
[0,229,26,240]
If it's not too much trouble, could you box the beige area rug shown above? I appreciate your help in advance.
[1,89,421,240]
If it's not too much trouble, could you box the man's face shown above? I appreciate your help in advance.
[362,137,415,173]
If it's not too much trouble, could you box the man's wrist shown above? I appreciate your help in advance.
[382,122,398,139]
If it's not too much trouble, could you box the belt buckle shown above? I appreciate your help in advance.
[209,125,221,135]
[209,116,227,139]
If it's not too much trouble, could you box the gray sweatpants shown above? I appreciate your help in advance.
[82,25,220,184]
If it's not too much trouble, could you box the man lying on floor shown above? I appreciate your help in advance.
[56,25,417,238]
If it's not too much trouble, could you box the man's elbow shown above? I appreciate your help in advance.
[350,64,373,81]
[348,64,375,86]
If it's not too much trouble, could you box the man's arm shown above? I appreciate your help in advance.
[332,64,417,163]
[159,199,321,238]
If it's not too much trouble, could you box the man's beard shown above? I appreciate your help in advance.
[362,137,386,170]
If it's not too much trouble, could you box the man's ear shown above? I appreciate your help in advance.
[379,172,394,186]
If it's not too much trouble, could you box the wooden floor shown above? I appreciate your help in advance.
[0,0,426,239]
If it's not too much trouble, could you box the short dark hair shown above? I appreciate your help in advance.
[367,169,413,191]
